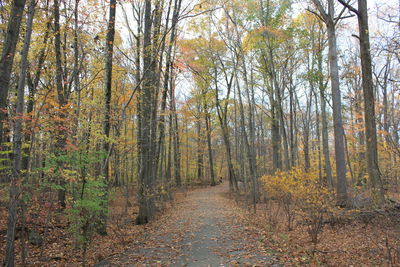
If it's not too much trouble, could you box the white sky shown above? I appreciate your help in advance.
[114,0,399,100]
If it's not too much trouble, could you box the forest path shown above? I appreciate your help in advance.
[94,183,279,266]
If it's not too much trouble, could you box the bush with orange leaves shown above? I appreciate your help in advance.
[261,168,333,247]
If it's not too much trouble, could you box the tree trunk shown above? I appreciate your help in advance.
[337,0,386,203]
[203,91,216,186]
[73,0,81,143]
[4,1,34,265]
[24,2,50,171]
[235,73,257,211]
[97,0,117,235]
[327,19,348,206]
[54,0,68,209]
[196,119,203,182]
[317,50,334,189]
[312,0,348,205]
[289,79,297,168]
[171,75,181,187]
[136,0,156,224]
[315,89,323,182]
[0,0,27,145]
[357,0,385,203]
[214,55,238,191]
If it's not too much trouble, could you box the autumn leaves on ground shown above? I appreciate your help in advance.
[1,182,400,266]
[1,0,400,266]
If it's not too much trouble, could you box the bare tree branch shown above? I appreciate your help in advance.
[337,0,359,16]
[306,7,326,23]
[310,0,329,22]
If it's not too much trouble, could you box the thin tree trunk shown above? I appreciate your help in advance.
[171,75,181,187]
[54,0,68,209]
[317,49,334,189]
[196,119,203,182]
[315,90,323,182]
[97,0,117,235]
[73,0,81,142]
[214,57,238,191]
[24,2,50,171]
[203,90,216,186]
[289,80,296,168]
[235,73,257,211]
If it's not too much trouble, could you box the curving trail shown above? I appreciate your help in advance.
[94,184,279,267]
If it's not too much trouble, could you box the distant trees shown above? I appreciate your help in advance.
[136,0,184,224]
[179,0,397,208]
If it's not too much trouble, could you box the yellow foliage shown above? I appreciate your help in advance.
[261,168,331,209]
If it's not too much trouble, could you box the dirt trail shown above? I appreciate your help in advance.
[95,184,279,266]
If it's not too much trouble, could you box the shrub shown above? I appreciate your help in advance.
[68,178,107,264]
[261,168,332,247]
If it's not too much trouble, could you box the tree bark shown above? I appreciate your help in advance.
[136,0,156,224]
[317,47,334,189]
[196,119,203,182]
[24,2,51,171]
[202,89,216,186]
[97,0,117,235]
[4,1,34,265]
[156,0,182,187]
[337,0,385,203]
[0,0,27,144]
[357,0,385,203]
[54,0,68,209]
[214,59,238,192]
[171,74,181,187]
[312,0,348,205]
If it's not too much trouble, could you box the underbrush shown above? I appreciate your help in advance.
[0,185,180,266]
[235,168,400,266]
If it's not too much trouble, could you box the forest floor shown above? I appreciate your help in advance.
[94,183,279,266]
[1,182,400,266]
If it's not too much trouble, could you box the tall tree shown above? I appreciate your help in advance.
[230,6,258,211]
[311,0,348,205]
[98,0,117,235]
[53,0,73,208]
[202,86,216,186]
[338,0,385,203]
[214,55,239,192]
[136,0,157,224]
[157,0,183,188]
[4,1,34,265]
[316,34,334,189]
